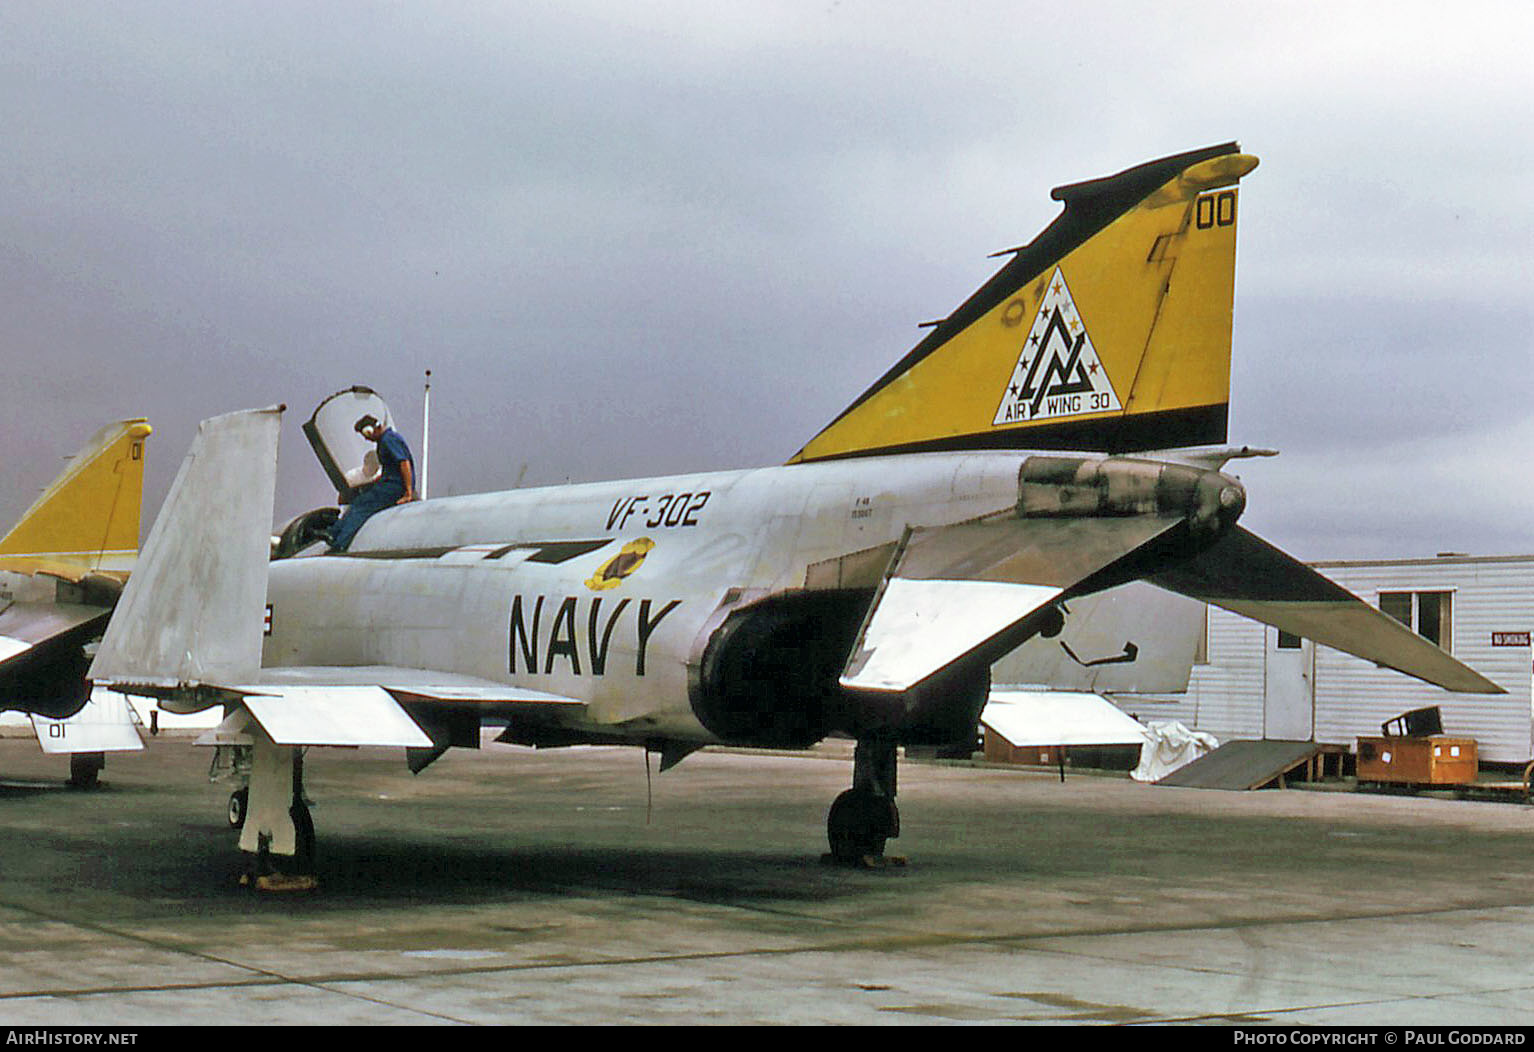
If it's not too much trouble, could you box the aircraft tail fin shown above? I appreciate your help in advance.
[0,420,152,574]
[790,144,1258,463]
[89,408,282,690]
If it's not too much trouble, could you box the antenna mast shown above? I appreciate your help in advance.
[420,369,431,500]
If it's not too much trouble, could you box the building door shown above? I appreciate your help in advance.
[1264,628,1315,741]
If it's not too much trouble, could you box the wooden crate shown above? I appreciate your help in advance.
[1356,736,1477,785]
[982,734,1067,766]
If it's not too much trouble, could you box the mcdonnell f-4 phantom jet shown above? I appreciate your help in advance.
[2,420,150,784]
[89,144,1500,887]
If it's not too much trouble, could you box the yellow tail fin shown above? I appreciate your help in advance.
[790,144,1259,463]
[0,420,152,575]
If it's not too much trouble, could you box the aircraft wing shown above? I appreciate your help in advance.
[0,600,111,666]
[153,666,586,749]
[32,686,144,754]
[255,665,584,706]
[2,604,140,749]
[0,600,112,723]
[840,514,1183,692]
[840,512,1502,698]
[1150,526,1503,695]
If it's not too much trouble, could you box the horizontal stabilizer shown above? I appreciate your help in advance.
[1151,526,1504,694]
[841,514,1182,692]
[31,686,144,754]
[982,689,1150,747]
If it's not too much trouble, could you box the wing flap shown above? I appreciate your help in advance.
[185,666,587,748]
[226,686,433,748]
[254,665,585,709]
[841,578,1061,692]
[1151,526,1504,694]
[840,515,1183,693]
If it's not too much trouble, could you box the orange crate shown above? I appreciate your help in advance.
[1356,736,1477,785]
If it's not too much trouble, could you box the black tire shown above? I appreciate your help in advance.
[826,787,899,863]
[228,788,249,829]
[68,753,104,790]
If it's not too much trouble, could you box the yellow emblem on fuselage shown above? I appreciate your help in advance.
[586,537,655,591]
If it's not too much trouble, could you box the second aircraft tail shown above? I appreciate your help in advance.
[0,419,152,576]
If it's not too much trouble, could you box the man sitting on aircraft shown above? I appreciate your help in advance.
[326,415,417,552]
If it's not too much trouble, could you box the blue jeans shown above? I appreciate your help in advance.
[328,480,404,551]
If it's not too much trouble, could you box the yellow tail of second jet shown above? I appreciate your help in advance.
[0,420,152,577]
[790,143,1259,463]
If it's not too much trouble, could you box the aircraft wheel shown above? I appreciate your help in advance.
[68,753,104,790]
[826,787,899,864]
[228,788,248,829]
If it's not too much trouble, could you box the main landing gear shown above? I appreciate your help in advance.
[236,732,317,892]
[824,736,904,868]
[67,752,105,790]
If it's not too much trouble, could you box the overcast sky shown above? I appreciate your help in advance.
[2,1,1530,561]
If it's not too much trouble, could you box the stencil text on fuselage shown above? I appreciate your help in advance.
[508,594,681,676]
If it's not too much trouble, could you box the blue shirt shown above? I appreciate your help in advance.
[376,428,414,489]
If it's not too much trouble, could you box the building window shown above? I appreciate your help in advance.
[1379,590,1454,651]
[1417,591,1451,648]
[1379,592,1413,628]
[1276,630,1303,650]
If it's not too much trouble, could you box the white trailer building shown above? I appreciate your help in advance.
[1120,553,1534,765]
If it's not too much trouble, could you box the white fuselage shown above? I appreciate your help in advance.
[262,452,1027,743]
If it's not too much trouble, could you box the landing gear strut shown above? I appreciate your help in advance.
[68,752,105,790]
[825,736,903,867]
[239,731,317,892]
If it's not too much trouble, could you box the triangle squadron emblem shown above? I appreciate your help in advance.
[992,267,1121,426]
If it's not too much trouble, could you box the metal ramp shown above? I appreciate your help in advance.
[1156,739,1337,790]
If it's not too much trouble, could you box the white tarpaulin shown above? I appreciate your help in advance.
[1131,720,1220,782]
